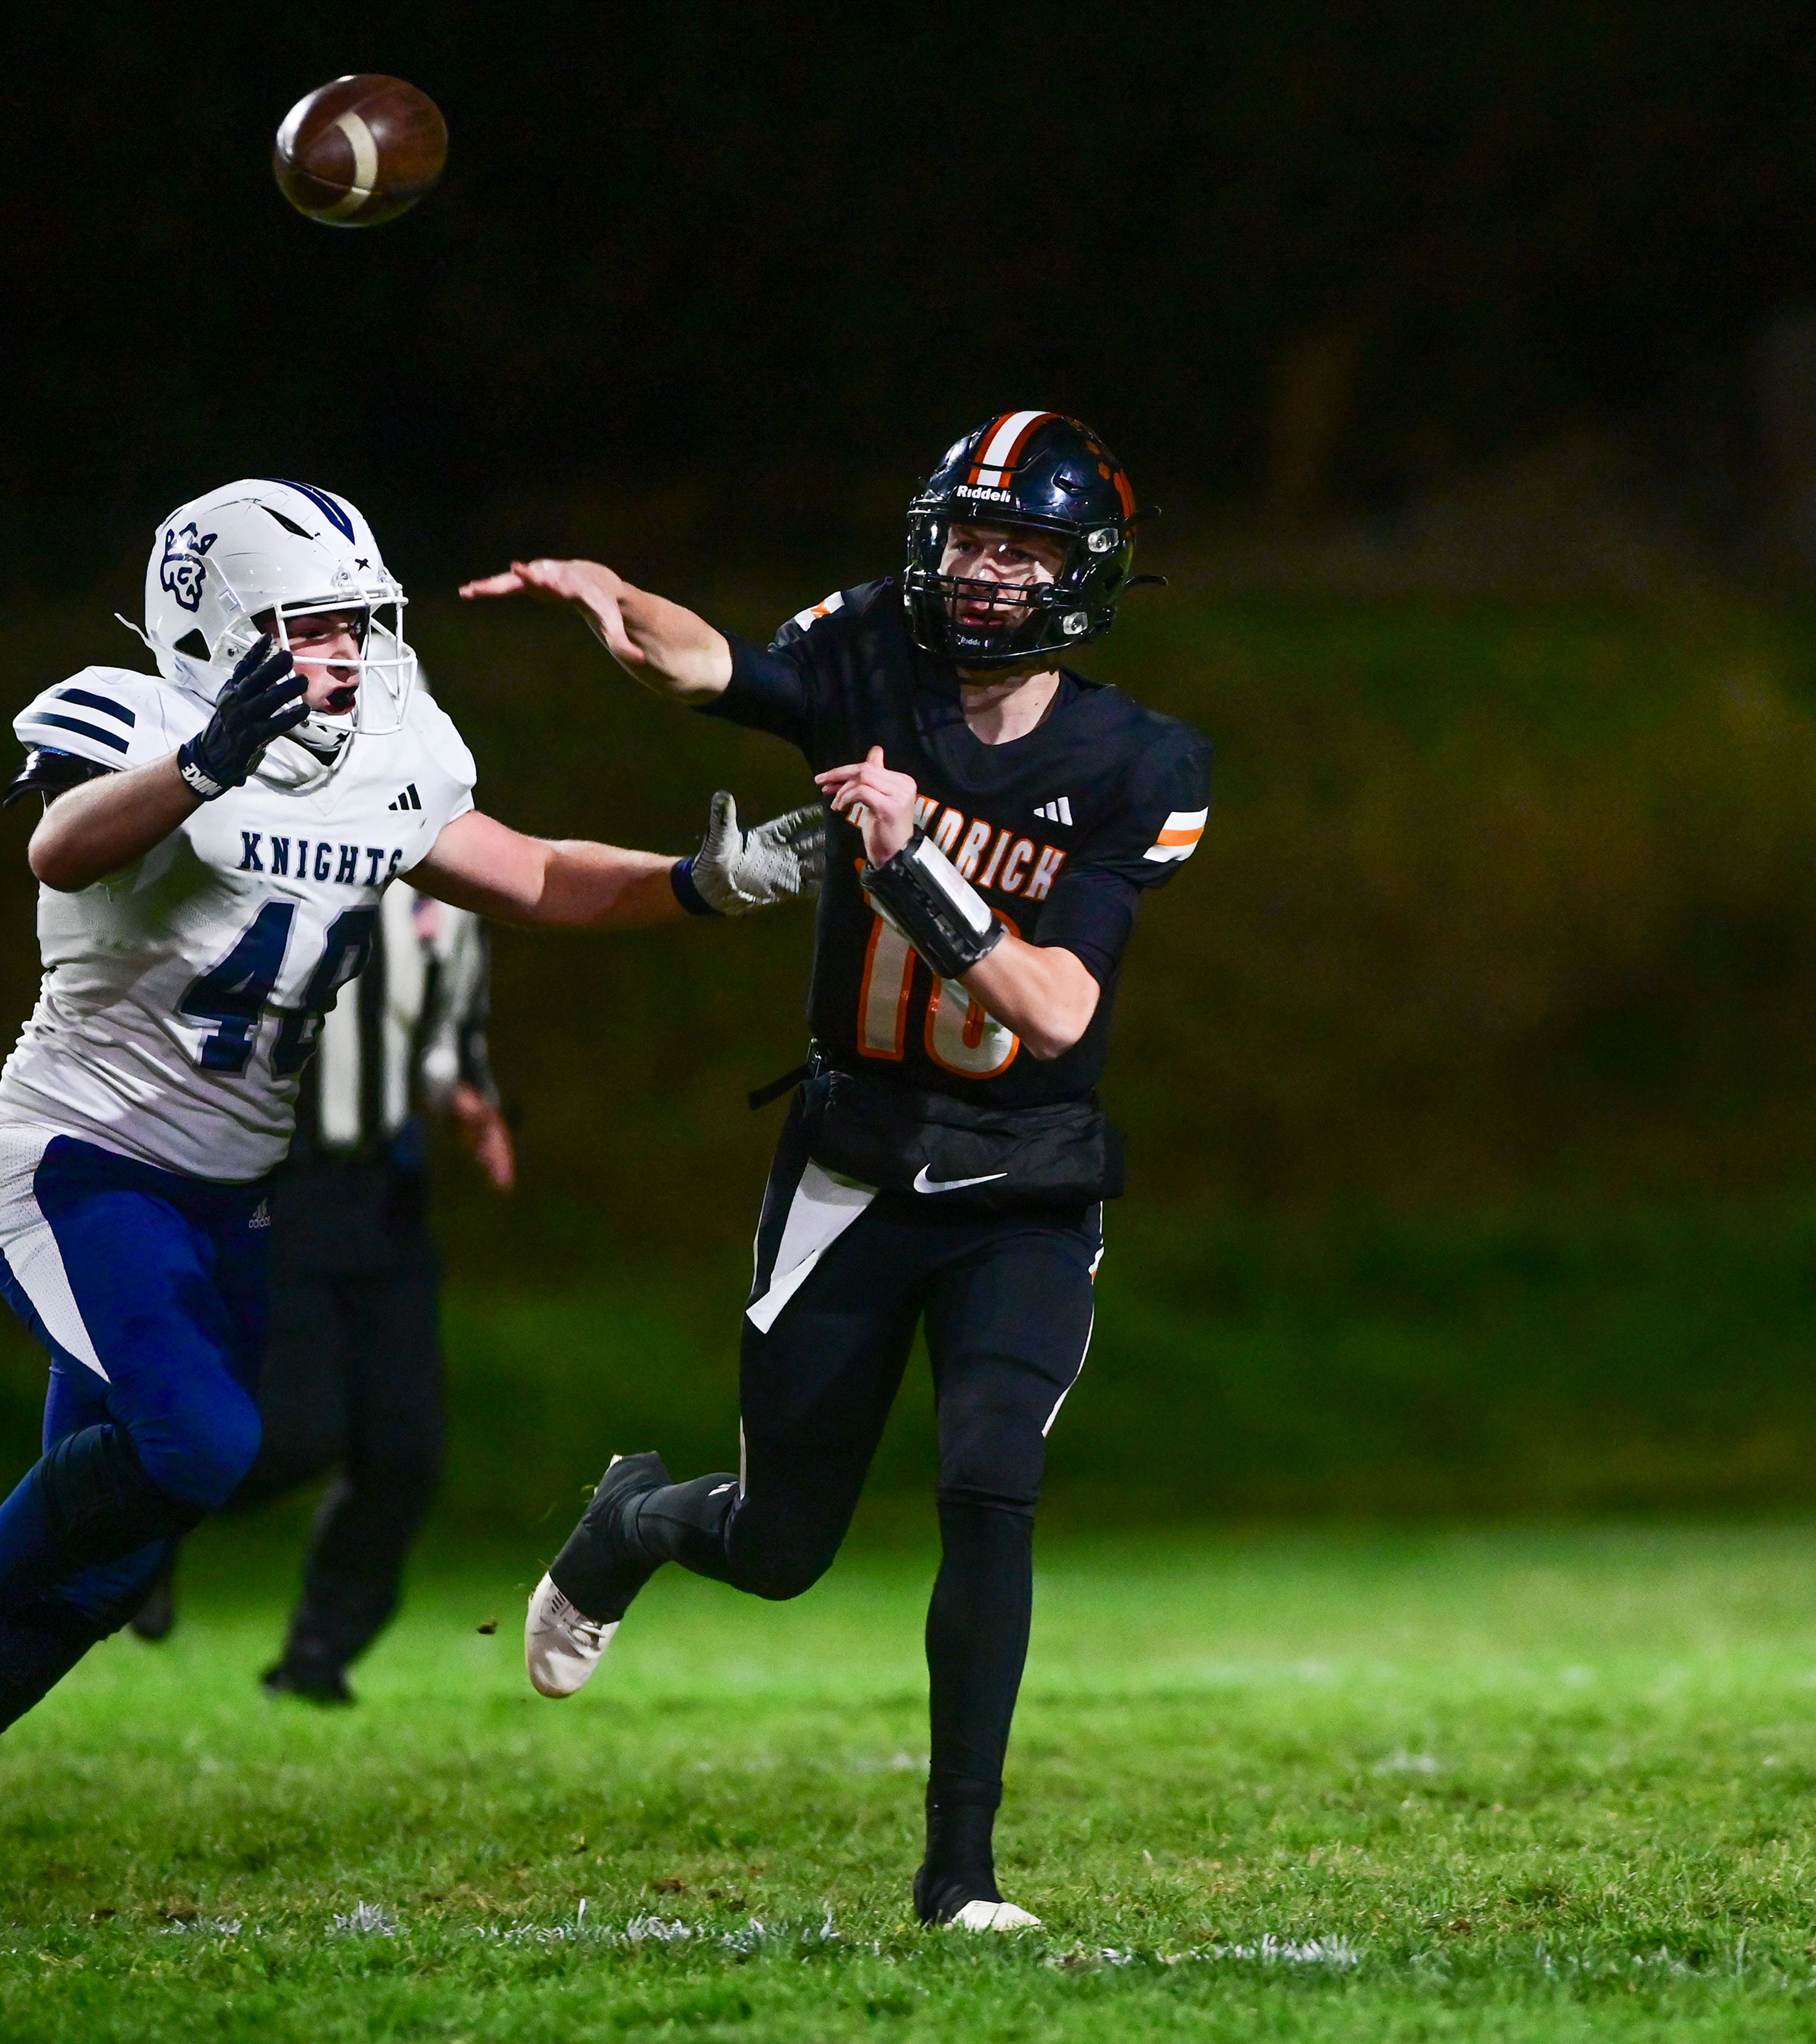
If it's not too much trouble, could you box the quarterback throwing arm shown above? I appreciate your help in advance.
[460,595,1205,1084]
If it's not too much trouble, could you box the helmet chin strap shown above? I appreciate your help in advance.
[255,716,355,796]
[267,682,359,787]
[288,657,362,763]
[293,714,355,761]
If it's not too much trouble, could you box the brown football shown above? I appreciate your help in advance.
[273,75,447,227]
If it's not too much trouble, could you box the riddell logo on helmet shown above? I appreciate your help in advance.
[954,484,1013,503]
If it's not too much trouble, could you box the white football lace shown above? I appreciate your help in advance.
[554,1595,611,1650]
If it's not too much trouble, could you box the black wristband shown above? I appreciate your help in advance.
[861,830,1005,981]
[175,740,228,801]
[670,856,720,917]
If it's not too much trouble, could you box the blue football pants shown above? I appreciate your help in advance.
[0,1131,269,1688]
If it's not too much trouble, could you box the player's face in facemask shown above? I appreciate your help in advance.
[266,609,366,715]
[937,524,1067,633]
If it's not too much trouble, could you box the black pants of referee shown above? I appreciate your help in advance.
[628,1101,1101,1851]
[233,1153,444,1685]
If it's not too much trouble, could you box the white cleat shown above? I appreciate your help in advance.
[946,1899,1042,1932]
[524,1573,619,1697]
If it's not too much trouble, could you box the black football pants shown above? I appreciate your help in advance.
[630,1105,1102,1811]
[230,1158,444,1680]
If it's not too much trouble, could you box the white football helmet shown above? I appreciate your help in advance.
[140,479,417,765]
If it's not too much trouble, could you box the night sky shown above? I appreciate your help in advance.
[9,3,1816,585]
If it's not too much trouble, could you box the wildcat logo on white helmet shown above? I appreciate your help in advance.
[158,523,218,613]
[138,479,418,778]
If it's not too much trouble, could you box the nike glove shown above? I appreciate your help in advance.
[176,637,308,800]
[681,792,825,916]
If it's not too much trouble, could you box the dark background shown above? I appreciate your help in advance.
[10,5,1816,1520]
[10,4,1816,582]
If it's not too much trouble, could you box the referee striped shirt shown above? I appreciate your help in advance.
[295,887,496,1157]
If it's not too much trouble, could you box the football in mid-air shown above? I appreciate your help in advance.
[273,75,446,227]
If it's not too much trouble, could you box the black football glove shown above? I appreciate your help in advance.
[176,637,308,801]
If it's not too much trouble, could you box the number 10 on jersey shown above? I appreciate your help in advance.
[856,903,1019,1079]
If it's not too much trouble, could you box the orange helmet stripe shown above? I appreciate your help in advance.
[967,409,1056,490]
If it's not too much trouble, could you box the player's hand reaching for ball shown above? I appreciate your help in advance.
[688,792,825,915]
[816,747,918,866]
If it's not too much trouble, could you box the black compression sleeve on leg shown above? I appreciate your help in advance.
[548,1453,685,1622]
[917,1500,1035,1917]
[636,1458,863,1603]
[36,1425,206,1571]
[547,1518,635,1621]
[926,1500,1033,1799]
[625,1475,743,1584]
[547,1467,781,1609]
[0,1600,104,1733]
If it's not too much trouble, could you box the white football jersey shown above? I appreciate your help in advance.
[0,664,476,1180]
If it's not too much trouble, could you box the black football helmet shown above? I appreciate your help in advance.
[904,411,1151,671]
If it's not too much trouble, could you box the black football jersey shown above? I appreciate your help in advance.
[705,577,1210,1109]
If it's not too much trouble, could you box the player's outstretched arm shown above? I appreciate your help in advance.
[408,811,685,930]
[459,559,732,704]
[409,794,821,930]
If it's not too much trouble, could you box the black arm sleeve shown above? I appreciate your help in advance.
[696,634,814,748]
[2,747,115,809]
[1032,867,1143,987]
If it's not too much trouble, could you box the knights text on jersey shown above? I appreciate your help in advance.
[706,579,1210,1109]
[0,667,476,1180]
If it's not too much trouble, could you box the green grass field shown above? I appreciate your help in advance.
[9,1520,1816,2040]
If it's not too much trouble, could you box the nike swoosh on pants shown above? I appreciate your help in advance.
[912,1166,1009,1194]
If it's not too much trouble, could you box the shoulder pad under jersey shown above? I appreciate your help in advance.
[770,579,893,652]
[402,683,478,802]
[773,590,847,650]
[1102,712,1213,884]
[12,667,199,774]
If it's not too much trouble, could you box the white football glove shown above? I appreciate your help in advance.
[691,791,824,915]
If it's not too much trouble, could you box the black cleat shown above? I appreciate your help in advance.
[916,1794,1042,1930]
[261,1660,354,1706]
[129,1560,178,1643]
[556,1451,671,1619]
[582,1451,672,1545]
[914,1863,1040,1930]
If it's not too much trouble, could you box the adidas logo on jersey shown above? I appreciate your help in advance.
[388,784,422,812]
[1033,796,1074,826]
[248,1198,271,1231]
